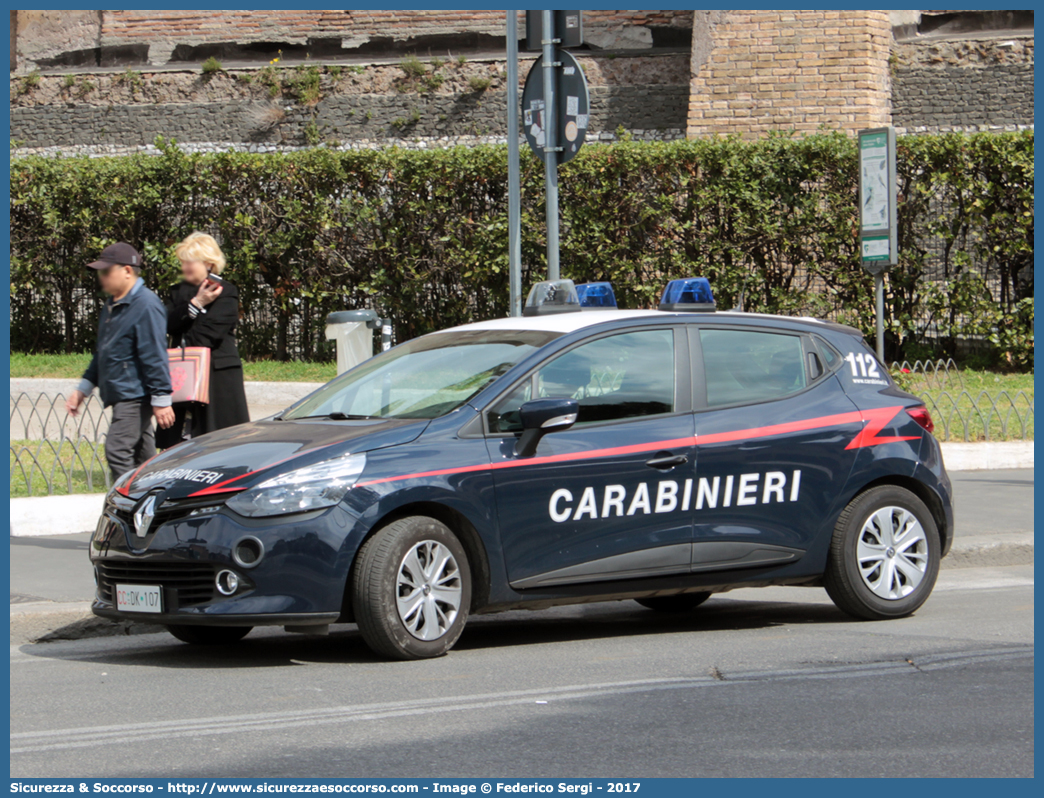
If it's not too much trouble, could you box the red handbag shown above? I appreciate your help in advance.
[167,346,211,404]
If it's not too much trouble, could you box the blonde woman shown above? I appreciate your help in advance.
[157,232,250,448]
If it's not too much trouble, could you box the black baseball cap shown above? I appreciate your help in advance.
[87,242,142,271]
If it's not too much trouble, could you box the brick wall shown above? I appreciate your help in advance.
[687,9,892,138]
[100,9,693,43]
[101,10,692,65]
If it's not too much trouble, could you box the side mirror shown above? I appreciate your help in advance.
[514,397,579,457]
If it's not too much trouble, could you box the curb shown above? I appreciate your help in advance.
[9,601,163,646]
[9,538,1032,646]
[940,441,1034,470]
[944,535,1035,569]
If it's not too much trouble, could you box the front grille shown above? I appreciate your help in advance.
[97,561,217,608]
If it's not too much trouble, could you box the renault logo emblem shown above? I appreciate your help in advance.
[134,495,157,538]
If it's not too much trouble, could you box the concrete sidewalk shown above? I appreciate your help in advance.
[8,469,1033,644]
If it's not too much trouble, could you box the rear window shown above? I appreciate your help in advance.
[700,328,808,407]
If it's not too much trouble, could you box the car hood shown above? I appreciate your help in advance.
[120,417,428,500]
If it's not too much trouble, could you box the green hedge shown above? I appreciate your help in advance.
[9,131,1033,368]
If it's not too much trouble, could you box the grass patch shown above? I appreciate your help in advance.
[201,56,224,75]
[17,70,41,96]
[398,54,427,79]
[11,353,335,383]
[10,439,109,498]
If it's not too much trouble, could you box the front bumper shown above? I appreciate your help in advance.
[89,493,364,626]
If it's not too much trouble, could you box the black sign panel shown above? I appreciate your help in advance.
[520,49,589,164]
[524,10,583,51]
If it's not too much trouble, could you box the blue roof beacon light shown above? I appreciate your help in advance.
[522,279,583,316]
[658,277,716,312]
[574,281,618,310]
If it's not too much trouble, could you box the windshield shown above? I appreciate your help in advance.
[283,329,561,421]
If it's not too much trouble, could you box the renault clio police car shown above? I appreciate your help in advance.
[91,278,953,660]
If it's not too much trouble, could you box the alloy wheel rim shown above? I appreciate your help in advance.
[856,506,929,600]
[396,540,463,641]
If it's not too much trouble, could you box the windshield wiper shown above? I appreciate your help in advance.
[291,412,380,421]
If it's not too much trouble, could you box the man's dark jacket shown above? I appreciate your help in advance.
[79,278,173,408]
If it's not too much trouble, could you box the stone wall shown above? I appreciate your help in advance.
[10,54,689,154]
[14,9,694,70]
[687,9,893,138]
[891,37,1034,132]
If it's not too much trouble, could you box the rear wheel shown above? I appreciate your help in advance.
[824,485,940,620]
[352,516,471,660]
[635,592,712,613]
[166,625,252,645]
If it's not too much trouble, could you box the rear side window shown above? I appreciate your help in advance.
[489,329,675,432]
[700,329,807,407]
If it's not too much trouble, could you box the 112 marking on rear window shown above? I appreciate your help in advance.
[845,351,880,378]
[845,350,889,386]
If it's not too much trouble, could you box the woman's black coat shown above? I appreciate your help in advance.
[158,277,250,446]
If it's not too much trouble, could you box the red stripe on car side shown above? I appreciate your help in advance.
[354,406,915,488]
[845,405,919,450]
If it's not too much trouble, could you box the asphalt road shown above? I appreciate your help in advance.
[10,564,1033,778]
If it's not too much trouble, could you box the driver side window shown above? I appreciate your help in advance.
[488,329,675,433]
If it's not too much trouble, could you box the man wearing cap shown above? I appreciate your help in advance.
[66,243,175,481]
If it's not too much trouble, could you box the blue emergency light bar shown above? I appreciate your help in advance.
[574,282,617,310]
[658,277,716,312]
[522,279,582,316]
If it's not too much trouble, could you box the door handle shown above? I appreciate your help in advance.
[645,453,688,470]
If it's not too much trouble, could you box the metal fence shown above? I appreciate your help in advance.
[10,391,111,498]
[890,359,1034,443]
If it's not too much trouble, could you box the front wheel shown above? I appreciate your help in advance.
[166,625,252,645]
[824,485,940,620]
[352,516,472,660]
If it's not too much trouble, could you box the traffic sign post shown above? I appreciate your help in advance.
[519,11,589,282]
[506,11,522,316]
[540,10,560,281]
[858,126,897,362]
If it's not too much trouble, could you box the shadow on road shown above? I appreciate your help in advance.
[19,595,853,669]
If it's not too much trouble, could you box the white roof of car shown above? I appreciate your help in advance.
[438,308,828,336]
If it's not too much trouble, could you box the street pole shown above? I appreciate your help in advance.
[540,9,560,281]
[506,11,522,316]
[875,272,885,362]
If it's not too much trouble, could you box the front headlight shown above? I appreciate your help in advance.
[226,453,367,518]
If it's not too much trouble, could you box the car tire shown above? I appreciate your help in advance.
[824,485,940,620]
[352,516,472,660]
[635,593,712,612]
[166,625,252,645]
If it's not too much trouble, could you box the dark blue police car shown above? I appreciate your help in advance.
[91,278,953,659]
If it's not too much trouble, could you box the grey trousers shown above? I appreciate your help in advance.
[105,399,156,482]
